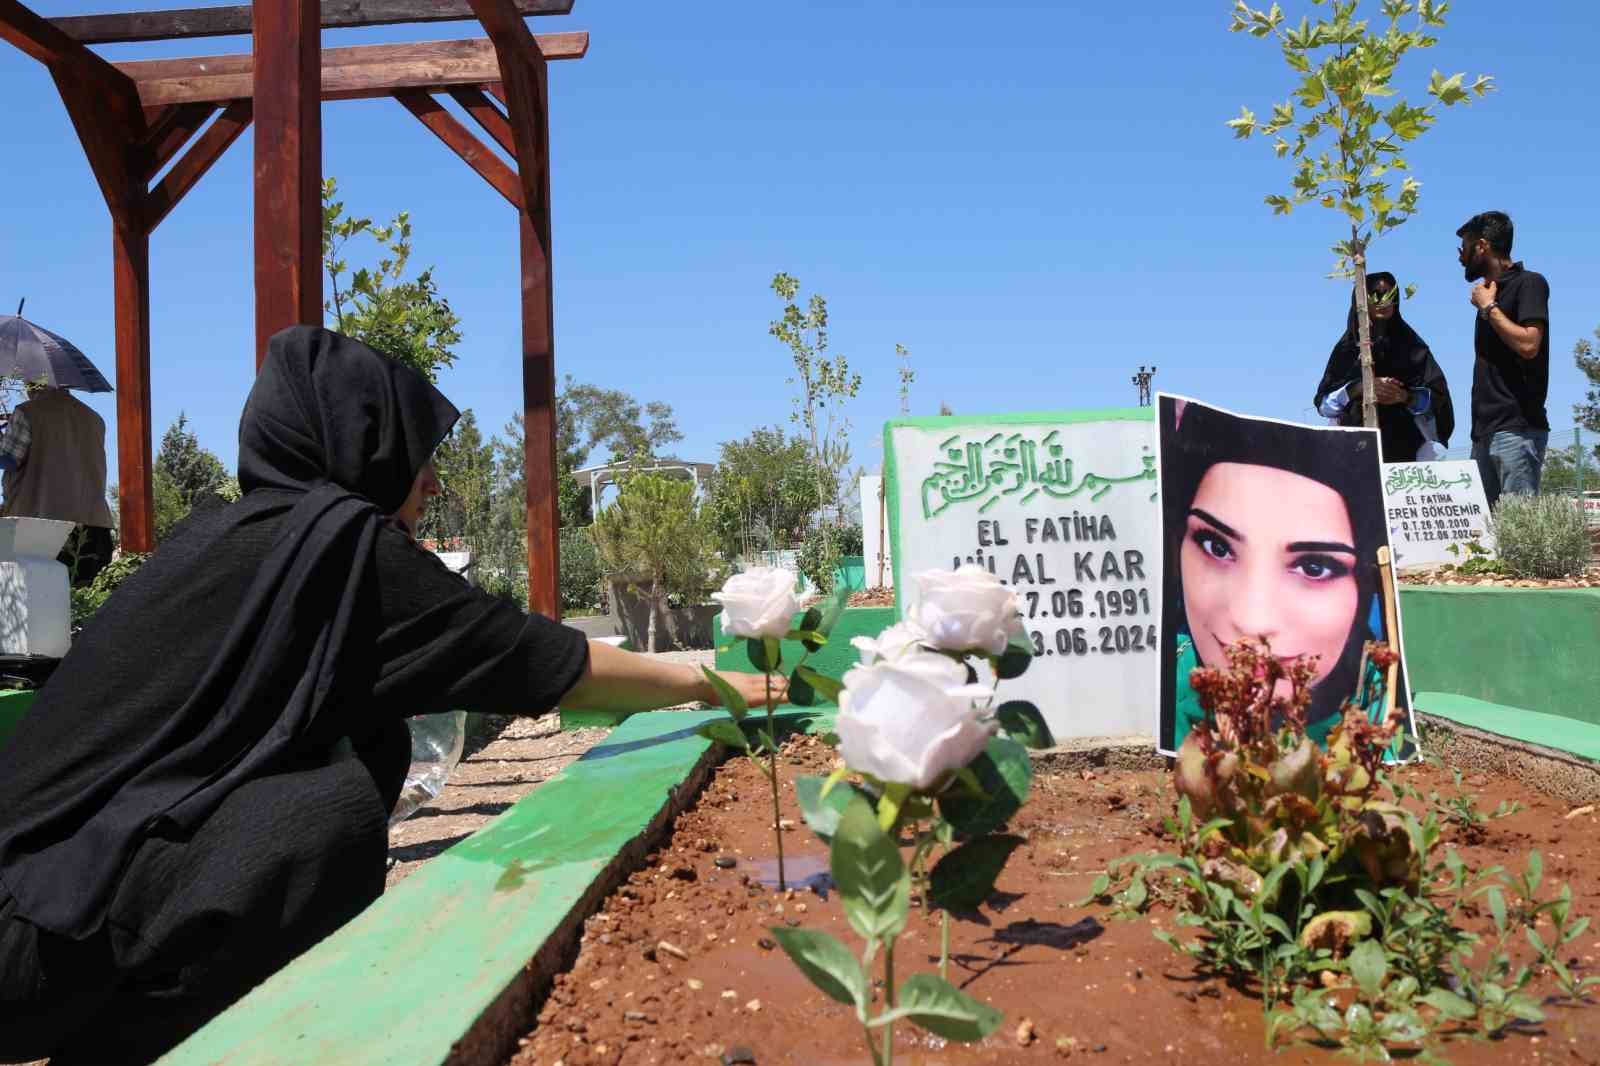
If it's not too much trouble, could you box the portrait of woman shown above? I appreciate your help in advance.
[1155,395,1416,755]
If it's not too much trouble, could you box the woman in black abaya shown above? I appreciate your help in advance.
[1313,272,1456,463]
[0,327,773,1064]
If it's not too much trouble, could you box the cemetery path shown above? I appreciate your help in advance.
[385,649,715,889]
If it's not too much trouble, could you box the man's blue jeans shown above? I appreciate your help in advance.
[1473,429,1549,509]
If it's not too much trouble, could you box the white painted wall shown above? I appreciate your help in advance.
[859,475,893,588]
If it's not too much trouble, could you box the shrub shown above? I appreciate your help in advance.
[558,526,602,612]
[1492,494,1590,578]
[70,551,150,631]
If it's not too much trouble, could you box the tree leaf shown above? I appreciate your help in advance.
[768,926,868,1015]
[1348,939,1387,998]
[994,701,1054,749]
[884,973,1004,1043]
[696,719,750,752]
[831,794,910,944]
[700,667,749,720]
[938,737,1032,837]
[928,835,1025,911]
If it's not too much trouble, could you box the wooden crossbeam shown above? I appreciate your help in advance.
[52,0,573,45]
[146,100,252,231]
[450,86,517,158]
[395,91,520,209]
[137,101,216,180]
[112,33,587,107]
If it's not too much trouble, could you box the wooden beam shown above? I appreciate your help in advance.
[449,86,517,158]
[146,101,252,231]
[0,0,78,64]
[394,91,521,209]
[53,0,573,45]
[253,0,321,368]
[136,101,217,180]
[112,218,154,552]
[114,33,587,107]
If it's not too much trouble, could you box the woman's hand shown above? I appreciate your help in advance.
[709,669,788,709]
[1373,377,1411,406]
[561,640,790,713]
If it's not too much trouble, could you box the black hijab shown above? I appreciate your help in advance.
[1159,398,1386,727]
[1313,272,1455,461]
[0,326,458,938]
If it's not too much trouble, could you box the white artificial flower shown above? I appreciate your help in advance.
[835,651,996,791]
[849,618,930,667]
[711,566,813,640]
[909,565,1024,656]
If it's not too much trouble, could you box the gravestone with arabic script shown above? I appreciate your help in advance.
[886,411,1159,738]
[1381,460,1494,569]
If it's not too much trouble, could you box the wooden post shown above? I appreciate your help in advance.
[112,216,155,551]
[517,66,559,618]
[252,0,322,367]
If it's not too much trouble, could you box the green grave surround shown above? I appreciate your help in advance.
[162,706,825,1066]
[0,688,37,749]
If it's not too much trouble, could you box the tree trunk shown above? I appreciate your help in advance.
[646,574,661,653]
[1351,230,1377,430]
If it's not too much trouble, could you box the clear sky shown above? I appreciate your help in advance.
[4,1,1598,482]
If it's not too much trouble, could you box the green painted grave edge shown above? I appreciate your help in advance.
[161,707,825,1066]
[881,407,1155,607]
[1416,692,1600,763]
[0,688,37,750]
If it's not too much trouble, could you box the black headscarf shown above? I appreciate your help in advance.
[1159,397,1387,727]
[1313,272,1455,461]
[0,326,458,938]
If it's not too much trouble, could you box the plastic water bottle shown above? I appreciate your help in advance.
[389,710,467,824]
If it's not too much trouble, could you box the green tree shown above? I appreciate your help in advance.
[419,409,495,550]
[1573,325,1600,443]
[590,471,719,651]
[155,413,230,507]
[1226,0,1492,428]
[322,177,462,382]
[703,427,824,560]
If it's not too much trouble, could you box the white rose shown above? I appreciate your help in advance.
[711,567,813,639]
[849,618,930,667]
[835,652,996,790]
[910,565,1024,656]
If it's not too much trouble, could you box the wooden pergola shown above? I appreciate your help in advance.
[0,0,586,617]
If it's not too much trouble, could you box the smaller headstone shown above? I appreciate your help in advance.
[1379,460,1493,569]
[0,517,75,658]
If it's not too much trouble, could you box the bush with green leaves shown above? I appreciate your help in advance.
[1491,493,1591,579]
[70,551,150,630]
[798,520,864,594]
[557,526,602,612]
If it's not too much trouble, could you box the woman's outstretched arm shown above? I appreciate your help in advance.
[560,640,783,712]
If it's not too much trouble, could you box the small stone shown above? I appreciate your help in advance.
[1016,1018,1037,1046]
[722,1047,758,1065]
[686,978,704,991]
[624,1010,651,1023]
[757,937,777,951]
[714,855,738,869]
[589,978,609,991]
[745,998,762,1012]
[1055,1036,1078,1058]
[794,902,808,914]
[721,989,738,999]
[779,819,797,830]
[785,918,800,927]
[1092,1045,1107,1054]
[657,940,690,961]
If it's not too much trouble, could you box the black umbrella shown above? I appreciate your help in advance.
[0,299,113,393]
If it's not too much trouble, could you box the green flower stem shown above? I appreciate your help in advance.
[940,909,951,981]
[882,939,896,1066]
[765,670,785,891]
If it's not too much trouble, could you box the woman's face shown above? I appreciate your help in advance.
[1367,278,1397,325]
[1181,462,1360,687]
[393,460,442,537]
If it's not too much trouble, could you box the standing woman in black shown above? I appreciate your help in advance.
[0,327,772,1064]
[1313,271,1456,463]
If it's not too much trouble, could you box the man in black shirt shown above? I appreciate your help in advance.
[1457,210,1550,508]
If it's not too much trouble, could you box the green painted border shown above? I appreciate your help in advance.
[712,606,896,693]
[0,688,36,750]
[881,408,1155,605]
[1416,692,1600,762]
[161,707,819,1066]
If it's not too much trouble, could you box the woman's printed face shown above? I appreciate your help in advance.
[1181,462,1360,687]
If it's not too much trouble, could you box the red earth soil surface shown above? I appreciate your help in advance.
[510,736,1600,1066]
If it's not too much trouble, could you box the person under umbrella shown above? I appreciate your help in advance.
[0,301,117,585]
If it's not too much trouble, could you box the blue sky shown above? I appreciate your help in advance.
[4,1,1598,481]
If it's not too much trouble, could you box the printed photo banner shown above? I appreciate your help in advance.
[1153,394,1418,758]
[1381,460,1493,569]
[885,409,1160,739]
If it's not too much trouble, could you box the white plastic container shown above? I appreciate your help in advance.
[389,710,468,824]
[0,517,75,658]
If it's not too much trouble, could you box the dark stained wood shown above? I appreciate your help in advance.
[112,218,155,552]
[115,33,587,107]
[136,101,217,180]
[146,101,252,231]
[449,86,516,158]
[0,0,74,64]
[53,0,573,45]
[252,0,322,368]
[394,90,521,209]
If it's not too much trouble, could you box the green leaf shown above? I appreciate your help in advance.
[928,835,1025,911]
[994,701,1054,749]
[937,737,1032,837]
[700,666,750,720]
[1348,939,1387,998]
[816,584,851,638]
[994,632,1033,680]
[1526,850,1543,895]
[877,782,912,832]
[831,795,911,945]
[696,719,750,752]
[880,973,1003,1043]
[794,774,866,844]
[788,669,817,707]
[1487,887,1507,933]
[1419,987,1477,1021]
[796,665,843,704]
[747,636,782,672]
[1227,105,1257,138]
[768,926,868,1014]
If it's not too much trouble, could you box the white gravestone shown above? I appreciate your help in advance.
[1380,461,1493,570]
[886,412,1159,738]
[0,517,76,658]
